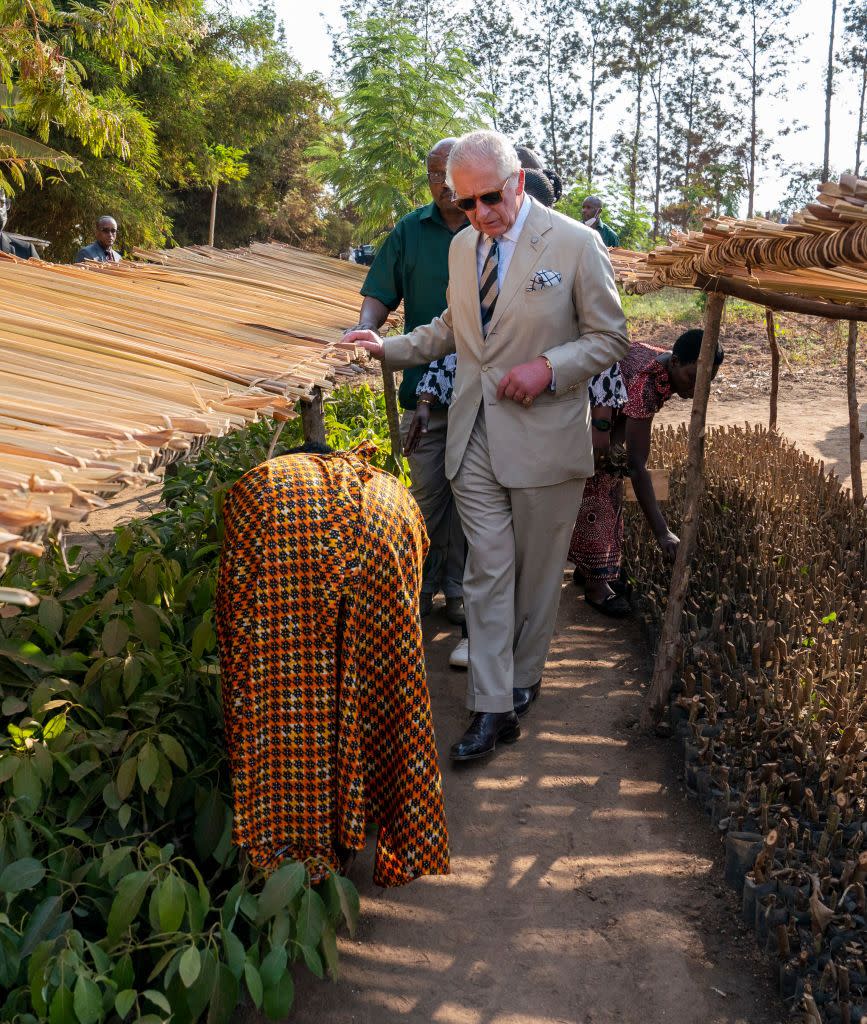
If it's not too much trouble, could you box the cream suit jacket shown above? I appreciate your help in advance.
[384,197,629,488]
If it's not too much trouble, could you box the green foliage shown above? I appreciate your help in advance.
[0,398,381,1023]
[777,164,825,220]
[557,175,652,250]
[309,13,489,244]
[619,286,704,324]
[0,0,194,195]
[324,383,409,482]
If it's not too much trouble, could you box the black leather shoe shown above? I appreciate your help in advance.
[450,711,520,761]
[513,680,541,717]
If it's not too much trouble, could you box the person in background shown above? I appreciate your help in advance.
[569,329,724,616]
[581,195,620,247]
[348,138,468,629]
[74,216,122,264]
[216,442,449,886]
[0,190,39,259]
[346,129,628,764]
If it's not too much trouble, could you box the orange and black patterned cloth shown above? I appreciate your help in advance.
[216,443,450,887]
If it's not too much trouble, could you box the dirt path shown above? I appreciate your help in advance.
[285,586,778,1024]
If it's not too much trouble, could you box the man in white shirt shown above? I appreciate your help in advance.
[345,130,628,765]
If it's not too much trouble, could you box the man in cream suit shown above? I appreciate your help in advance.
[346,130,628,763]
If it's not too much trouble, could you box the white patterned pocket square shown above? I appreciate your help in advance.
[527,269,562,291]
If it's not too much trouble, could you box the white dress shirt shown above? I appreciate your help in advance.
[476,193,532,287]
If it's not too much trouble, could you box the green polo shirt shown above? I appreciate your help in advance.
[360,202,467,410]
[595,220,620,247]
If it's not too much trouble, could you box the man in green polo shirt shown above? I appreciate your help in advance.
[349,138,469,624]
[581,195,620,247]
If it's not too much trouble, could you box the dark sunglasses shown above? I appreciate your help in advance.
[452,175,514,212]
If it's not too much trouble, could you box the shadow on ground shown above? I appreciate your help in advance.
[263,577,779,1024]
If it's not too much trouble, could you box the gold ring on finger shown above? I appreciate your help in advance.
[522,396,533,407]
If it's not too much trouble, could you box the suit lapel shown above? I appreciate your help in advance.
[486,200,551,337]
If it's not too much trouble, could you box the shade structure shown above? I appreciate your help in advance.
[0,242,370,564]
[611,173,867,311]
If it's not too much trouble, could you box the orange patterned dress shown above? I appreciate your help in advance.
[216,444,450,887]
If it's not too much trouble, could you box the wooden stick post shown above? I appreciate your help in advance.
[847,321,864,506]
[642,291,726,730]
[300,386,326,446]
[381,364,403,472]
[766,309,780,432]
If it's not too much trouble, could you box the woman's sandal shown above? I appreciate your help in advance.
[585,592,631,618]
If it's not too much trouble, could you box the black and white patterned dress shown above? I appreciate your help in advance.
[589,363,627,409]
[416,355,626,409]
[415,355,457,406]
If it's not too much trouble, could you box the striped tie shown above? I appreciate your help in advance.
[479,237,499,337]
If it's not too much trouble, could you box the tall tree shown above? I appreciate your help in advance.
[608,0,700,235]
[311,13,486,241]
[661,11,744,229]
[823,0,838,182]
[331,0,454,66]
[520,0,586,179]
[608,0,658,211]
[454,8,527,137]
[843,0,867,176]
[730,0,803,217]
[577,0,616,181]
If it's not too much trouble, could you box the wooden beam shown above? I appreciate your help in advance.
[694,274,867,322]
[380,365,403,474]
[642,291,726,731]
[300,386,326,446]
[848,321,864,506]
[766,309,780,432]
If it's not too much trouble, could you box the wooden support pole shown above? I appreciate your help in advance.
[300,386,326,446]
[641,291,726,731]
[766,308,780,432]
[847,321,864,506]
[693,274,867,322]
[381,364,403,473]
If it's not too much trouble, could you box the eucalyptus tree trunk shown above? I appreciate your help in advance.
[857,63,867,176]
[822,0,838,182]
[208,182,218,247]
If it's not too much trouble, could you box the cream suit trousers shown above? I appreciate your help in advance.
[451,407,584,713]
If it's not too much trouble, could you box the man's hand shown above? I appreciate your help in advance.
[656,529,680,562]
[496,356,553,406]
[343,328,385,361]
[403,398,433,455]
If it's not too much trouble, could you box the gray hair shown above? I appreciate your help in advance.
[97,215,117,227]
[446,130,520,189]
[583,195,603,209]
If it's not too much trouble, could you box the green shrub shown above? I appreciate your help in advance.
[0,386,395,1024]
